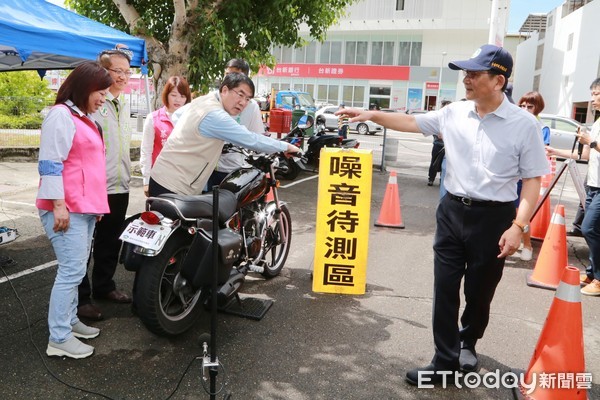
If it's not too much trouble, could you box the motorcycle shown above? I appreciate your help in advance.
[119,149,294,336]
[275,116,360,180]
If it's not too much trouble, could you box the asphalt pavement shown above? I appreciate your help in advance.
[0,131,598,400]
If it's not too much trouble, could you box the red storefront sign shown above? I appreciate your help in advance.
[258,63,410,81]
[426,82,439,90]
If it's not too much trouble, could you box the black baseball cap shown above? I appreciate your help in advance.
[448,44,513,78]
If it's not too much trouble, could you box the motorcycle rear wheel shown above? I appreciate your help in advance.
[261,205,292,278]
[134,230,203,336]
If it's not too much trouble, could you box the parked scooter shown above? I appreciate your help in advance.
[275,116,359,180]
[119,149,295,336]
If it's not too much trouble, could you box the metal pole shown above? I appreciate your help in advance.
[437,52,447,110]
[380,127,387,172]
[210,186,219,400]
[143,74,153,114]
[488,0,500,45]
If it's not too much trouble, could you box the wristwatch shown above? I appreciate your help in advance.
[590,141,598,149]
[512,220,530,234]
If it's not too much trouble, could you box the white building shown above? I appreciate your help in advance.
[513,0,599,123]
[257,0,510,111]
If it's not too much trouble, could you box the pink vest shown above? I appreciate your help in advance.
[151,107,174,166]
[36,105,110,214]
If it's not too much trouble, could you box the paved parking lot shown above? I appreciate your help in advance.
[0,132,598,399]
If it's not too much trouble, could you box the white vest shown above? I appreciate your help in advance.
[150,93,225,195]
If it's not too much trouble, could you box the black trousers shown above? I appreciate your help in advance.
[431,194,515,369]
[148,177,174,197]
[428,142,445,181]
[79,192,129,304]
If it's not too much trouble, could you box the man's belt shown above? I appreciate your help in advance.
[448,193,513,207]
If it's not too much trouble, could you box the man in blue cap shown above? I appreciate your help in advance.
[336,44,549,386]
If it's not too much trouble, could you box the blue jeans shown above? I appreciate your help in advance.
[40,211,96,343]
[581,187,600,280]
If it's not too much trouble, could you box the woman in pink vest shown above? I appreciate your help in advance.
[140,76,192,196]
[37,62,112,359]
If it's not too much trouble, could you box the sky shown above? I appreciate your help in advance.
[507,0,566,32]
[45,0,565,34]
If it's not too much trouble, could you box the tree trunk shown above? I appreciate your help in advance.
[148,37,194,110]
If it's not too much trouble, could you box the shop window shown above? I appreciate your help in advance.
[410,42,422,66]
[305,41,317,64]
[345,41,357,64]
[398,42,411,65]
[356,41,368,64]
[330,41,342,64]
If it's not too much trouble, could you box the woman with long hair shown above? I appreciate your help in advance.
[37,61,112,358]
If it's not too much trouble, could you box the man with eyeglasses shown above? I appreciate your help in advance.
[336,44,549,386]
[205,58,267,190]
[77,45,134,322]
[149,72,300,197]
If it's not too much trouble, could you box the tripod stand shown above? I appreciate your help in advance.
[530,156,586,221]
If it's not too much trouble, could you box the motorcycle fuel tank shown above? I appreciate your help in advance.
[220,168,268,208]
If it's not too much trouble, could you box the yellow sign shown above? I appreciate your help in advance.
[312,148,372,295]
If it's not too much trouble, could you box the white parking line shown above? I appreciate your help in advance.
[0,260,57,284]
[1,200,37,207]
[281,174,318,188]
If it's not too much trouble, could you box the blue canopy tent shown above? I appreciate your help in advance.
[0,0,150,108]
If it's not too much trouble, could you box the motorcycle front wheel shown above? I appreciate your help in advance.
[261,205,292,278]
[134,230,203,336]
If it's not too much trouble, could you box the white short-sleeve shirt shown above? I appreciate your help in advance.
[415,97,549,202]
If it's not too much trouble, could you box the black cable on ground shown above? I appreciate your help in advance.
[1,263,203,400]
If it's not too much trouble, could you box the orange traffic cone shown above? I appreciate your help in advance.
[527,205,568,290]
[518,266,587,400]
[374,171,404,229]
[530,175,552,240]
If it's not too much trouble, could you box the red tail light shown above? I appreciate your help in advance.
[354,142,360,148]
[140,211,161,225]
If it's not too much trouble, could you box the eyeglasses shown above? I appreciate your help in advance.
[108,68,133,77]
[230,88,253,103]
[520,104,534,110]
[462,71,490,79]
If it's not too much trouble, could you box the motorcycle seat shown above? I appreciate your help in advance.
[149,190,238,225]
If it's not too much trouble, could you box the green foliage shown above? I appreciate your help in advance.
[0,71,55,116]
[0,113,43,129]
[65,0,356,93]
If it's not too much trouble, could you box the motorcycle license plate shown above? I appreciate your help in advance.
[119,219,171,251]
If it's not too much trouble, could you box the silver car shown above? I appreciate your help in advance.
[539,113,591,153]
[315,106,383,135]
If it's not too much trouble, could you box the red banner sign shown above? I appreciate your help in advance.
[258,63,410,81]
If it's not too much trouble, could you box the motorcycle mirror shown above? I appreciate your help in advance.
[296,115,314,130]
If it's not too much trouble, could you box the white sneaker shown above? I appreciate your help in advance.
[71,321,100,339]
[47,337,94,359]
[520,247,533,261]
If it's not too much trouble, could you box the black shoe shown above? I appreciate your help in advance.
[459,342,479,373]
[427,179,434,186]
[566,229,583,237]
[406,364,457,386]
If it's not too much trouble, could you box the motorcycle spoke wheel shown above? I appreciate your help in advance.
[260,205,292,278]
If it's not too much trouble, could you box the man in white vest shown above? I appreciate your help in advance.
[149,73,299,196]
